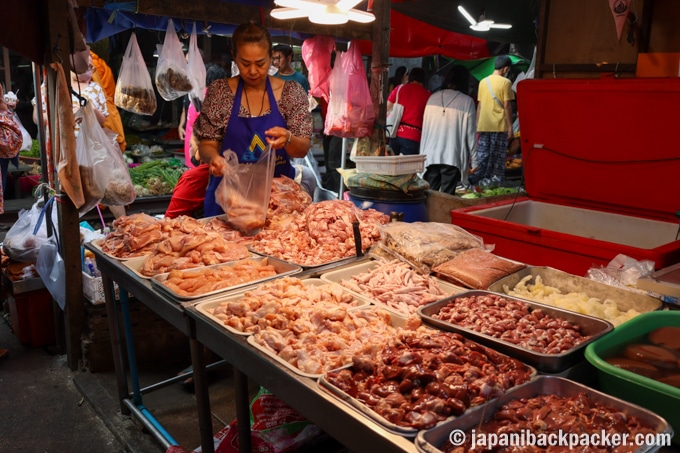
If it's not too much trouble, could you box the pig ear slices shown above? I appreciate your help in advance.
[648,326,680,350]
[432,248,525,290]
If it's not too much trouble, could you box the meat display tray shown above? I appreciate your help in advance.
[417,290,613,373]
[247,245,362,270]
[246,306,404,379]
[317,337,537,439]
[320,260,467,317]
[122,253,257,280]
[90,238,150,261]
[150,256,302,301]
[415,375,672,453]
[193,278,370,336]
[488,265,662,321]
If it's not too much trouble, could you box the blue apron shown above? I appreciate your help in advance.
[204,77,294,217]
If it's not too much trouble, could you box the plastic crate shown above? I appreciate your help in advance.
[352,155,425,176]
[585,310,680,445]
[82,272,120,305]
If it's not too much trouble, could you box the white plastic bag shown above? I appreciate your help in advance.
[186,22,206,110]
[74,103,113,216]
[385,85,404,138]
[115,32,157,115]
[3,200,58,263]
[36,237,66,310]
[155,19,193,101]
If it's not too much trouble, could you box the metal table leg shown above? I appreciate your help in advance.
[234,368,252,453]
[102,273,130,415]
[190,337,215,453]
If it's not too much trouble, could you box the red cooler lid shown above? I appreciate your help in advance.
[517,78,680,222]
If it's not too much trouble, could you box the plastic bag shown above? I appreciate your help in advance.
[155,19,193,101]
[377,221,485,274]
[216,146,275,235]
[187,22,206,111]
[3,199,59,263]
[74,103,112,216]
[34,197,66,309]
[0,110,22,158]
[115,32,157,115]
[100,139,136,206]
[301,35,335,102]
[190,387,321,453]
[324,43,375,138]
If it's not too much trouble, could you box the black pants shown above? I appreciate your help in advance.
[424,164,461,195]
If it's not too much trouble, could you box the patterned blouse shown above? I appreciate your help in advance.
[194,77,312,143]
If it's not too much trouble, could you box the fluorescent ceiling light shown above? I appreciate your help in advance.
[271,0,374,25]
[271,7,310,19]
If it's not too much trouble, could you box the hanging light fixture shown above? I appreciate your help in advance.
[271,0,375,25]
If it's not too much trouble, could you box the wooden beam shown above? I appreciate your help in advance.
[535,0,550,79]
[638,0,655,53]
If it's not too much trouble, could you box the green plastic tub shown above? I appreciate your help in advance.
[585,310,680,445]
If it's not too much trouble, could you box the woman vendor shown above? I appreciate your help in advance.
[194,22,313,217]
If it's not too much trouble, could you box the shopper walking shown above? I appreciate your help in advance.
[420,66,477,194]
[469,55,514,186]
[386,67,430,156]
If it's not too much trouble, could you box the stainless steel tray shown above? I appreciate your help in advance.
[247,306,403,379]
[318,332,537,439]
[193,278,370,336]
[2,273,45,295]
[418,290,614,373]
[320,260,468,317]
[247,244,361,270]
[415,375,673,453]
[150,256,301,301]
[91,238,151,261]
[488,265,662,319]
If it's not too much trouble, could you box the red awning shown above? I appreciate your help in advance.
[355,10,489,60]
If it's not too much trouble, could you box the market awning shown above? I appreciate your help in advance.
[354,10,490,60]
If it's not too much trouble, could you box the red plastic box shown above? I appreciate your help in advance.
[7,288,56,347]
[451,78,680,276]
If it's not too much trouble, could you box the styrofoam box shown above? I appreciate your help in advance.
[82,272,120,305]
[352,155,425,176]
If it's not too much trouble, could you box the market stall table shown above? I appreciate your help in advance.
[86,243,216,453]
[88,240,413,452]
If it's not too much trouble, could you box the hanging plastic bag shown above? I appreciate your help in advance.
[186,22,206,111]
[324,43,375,139]
[74,103,112,216]
[100,138,136,206]
[155,19,194,101]
[216,146,275,235]
[115,32,157,115]
[35,198,66,310]
[0,109,22,159]
[3,199,59,263]
[301,35,335,102]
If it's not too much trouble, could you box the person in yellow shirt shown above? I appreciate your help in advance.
[91,50,127,152]
[470,55,514,186]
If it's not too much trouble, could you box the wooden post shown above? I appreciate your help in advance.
[370,0,391,151]
[42,0,85,371]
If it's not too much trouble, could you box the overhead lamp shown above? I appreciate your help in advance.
[271,0,374,25]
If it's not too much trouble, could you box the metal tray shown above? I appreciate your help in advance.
[247,306,403,379]
[318,333,537,439]
[1,272,45,295]
[150,256,301,301]
[193,278,370,336]
[488,265,662,321]
[247,244,362,270]
[415,375,672,453]
[320,260,468,317]
[90,238,151,261]
[418,290,614,373]
[123,251,256,280]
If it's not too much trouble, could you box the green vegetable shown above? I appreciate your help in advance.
[128,160,184,196]
[20,140,42,158]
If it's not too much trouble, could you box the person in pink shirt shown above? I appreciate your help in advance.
[386,67,431,155]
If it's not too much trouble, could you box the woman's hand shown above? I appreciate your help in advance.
[209,154,226,177]
[265,126,291,150]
